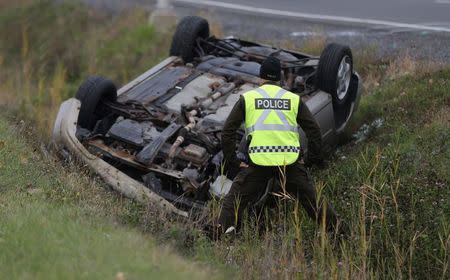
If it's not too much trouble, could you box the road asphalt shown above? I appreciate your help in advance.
[81,0,450,63]
[190,0,450,27]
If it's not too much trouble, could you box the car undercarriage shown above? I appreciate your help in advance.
[52,16,362,216]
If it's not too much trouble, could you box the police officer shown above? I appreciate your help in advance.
[218,56,342,234]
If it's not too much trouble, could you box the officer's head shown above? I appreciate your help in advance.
[259,56,281,81]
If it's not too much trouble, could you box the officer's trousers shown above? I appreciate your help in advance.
[218,161,340,232]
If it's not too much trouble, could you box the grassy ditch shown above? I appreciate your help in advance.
[0,117,222,280]
[0,0,449,279]
[192,69,449,280]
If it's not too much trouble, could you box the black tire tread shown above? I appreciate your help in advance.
[169,16,209,62]
[75,76,117,130]
[75,76,103,101]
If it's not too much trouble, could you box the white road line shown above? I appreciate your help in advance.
[175,0,450,33]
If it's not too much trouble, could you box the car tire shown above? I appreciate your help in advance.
[317,43,353,106]
[75,76,117,130]
[169,16,209,63]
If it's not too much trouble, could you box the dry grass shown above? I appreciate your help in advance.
[385,53,418,79]
[429,106,450,126]
[0,0,171,141]
[299,33,328,56]
[195,10,225,38]
[1,1,449,279]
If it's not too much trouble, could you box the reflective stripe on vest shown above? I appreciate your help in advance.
[243,84,300,166]
[248,146,300,153]
[245,87,299,134]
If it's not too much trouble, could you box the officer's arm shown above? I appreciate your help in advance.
[297,101,323,164]
[221,96,245,179]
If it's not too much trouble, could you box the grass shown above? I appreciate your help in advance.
[192,70,449,280]
[0,0,172,139]
[0,0,449,279]
[0,117,222,280]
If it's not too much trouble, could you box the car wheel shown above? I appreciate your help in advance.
[75,76,117,130]
[169,16,209,63]
[317,43,353,106]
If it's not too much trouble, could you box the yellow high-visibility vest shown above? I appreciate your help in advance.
[243,84,301,166]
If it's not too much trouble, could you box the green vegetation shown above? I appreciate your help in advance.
[0,0,448,279]
[0,0,171,138]
[0,117,220,279]
[197,69,449,279]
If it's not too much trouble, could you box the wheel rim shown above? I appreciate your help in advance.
[336,55,352,100]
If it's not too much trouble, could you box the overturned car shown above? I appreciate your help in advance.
[52,16,362,217]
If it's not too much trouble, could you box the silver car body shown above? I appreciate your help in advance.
[53,42,362,216]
